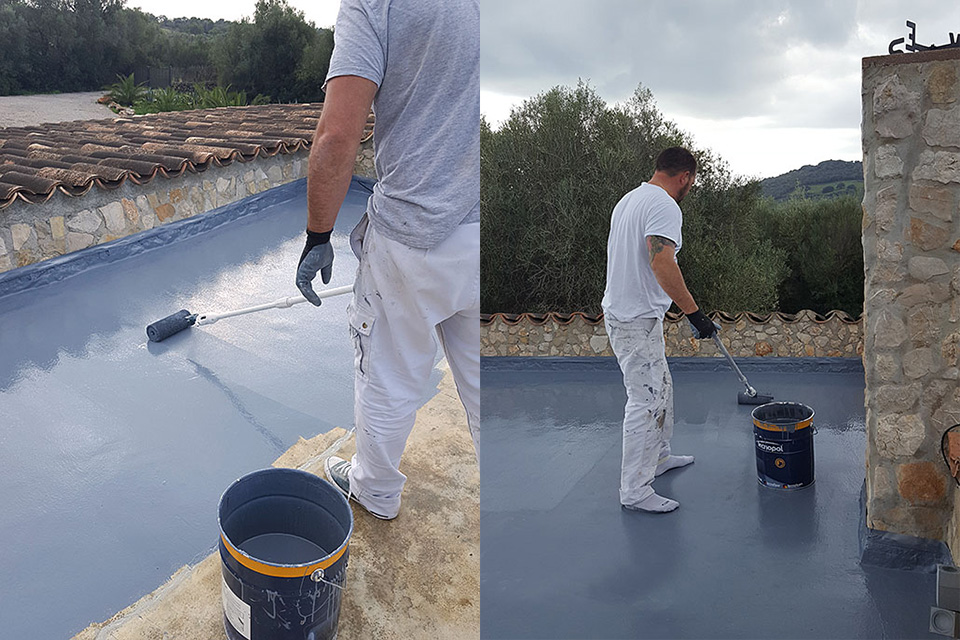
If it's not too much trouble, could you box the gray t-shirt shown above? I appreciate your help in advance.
[326,0,480,249]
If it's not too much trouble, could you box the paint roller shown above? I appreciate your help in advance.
[146,284,354,342]
[712,333,775,406]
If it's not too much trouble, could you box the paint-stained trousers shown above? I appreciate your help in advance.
[604,316,675,506]
[344,215,480,519]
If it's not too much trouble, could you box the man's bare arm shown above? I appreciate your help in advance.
[646,235,698,314]
[306,75,378,233]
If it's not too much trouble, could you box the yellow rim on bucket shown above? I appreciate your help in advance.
[220,533,348,578]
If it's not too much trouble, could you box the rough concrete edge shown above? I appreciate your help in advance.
[73,563,200,640]
[859,483,954,573]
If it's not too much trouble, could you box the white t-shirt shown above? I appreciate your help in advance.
[601,182,683,321]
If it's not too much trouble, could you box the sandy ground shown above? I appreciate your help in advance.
[0,91,115,128]
[73,362,480,640]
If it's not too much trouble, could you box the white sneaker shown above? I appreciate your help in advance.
[324,456,395,520]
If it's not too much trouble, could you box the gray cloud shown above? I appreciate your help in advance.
[482,0,959,129]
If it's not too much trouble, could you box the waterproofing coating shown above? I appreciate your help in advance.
[480,357,942,639]
[0,177,441,639]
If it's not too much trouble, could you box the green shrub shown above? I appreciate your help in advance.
[108,73,147,106]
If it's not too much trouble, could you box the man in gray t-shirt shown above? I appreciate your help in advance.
[296,0,479,521]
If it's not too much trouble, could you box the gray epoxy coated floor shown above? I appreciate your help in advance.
[480,359,936,639]
[0,179,391,638]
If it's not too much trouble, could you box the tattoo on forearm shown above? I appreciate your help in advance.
[647,235,676,264]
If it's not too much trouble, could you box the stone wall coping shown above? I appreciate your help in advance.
[864,47,960,69]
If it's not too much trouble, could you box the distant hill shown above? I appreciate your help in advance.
[760,160,863,201]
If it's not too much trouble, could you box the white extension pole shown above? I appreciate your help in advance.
[194,284,354,326]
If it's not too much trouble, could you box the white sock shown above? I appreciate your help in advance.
[656,454,695,477]
[628,493,679,513]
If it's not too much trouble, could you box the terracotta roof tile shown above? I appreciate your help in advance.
[0,103,375,210]
[480,309,862,326]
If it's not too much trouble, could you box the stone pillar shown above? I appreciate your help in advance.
[862,49,960,545]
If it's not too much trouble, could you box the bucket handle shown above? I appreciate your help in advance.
[311,568,345,591]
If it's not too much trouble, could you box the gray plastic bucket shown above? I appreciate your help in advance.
[218,467,354,640]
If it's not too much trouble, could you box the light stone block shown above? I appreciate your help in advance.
[67,209,102,234]
[589,335,608,354]
[876,145,904,178]
[875,353,900,382]
[874,75,920,138]
[50,216,65,240]
[909,183,955,223]
[909,256,950,281]
[66,231,94,252]
[903,348,936,379]
[873,310,906,349]
[876,413,925,458]
[99,202,126,234]
[923,106,960,148]
[11,223,33,251]
[876,382,921,415]
[913,150,960,184]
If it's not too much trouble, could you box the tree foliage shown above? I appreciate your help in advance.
[213,0,332,103]
[482,82,790,315]
[758,195,863,316]
[0,0,334,103]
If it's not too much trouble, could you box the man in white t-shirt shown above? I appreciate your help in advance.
[601,147,716,513]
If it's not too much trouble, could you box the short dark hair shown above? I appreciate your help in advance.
[655,147,697,176]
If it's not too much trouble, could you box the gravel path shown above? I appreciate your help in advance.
[0,91,115,128]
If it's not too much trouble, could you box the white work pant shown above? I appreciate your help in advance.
[604,316,674,506]
[345,216,479,519]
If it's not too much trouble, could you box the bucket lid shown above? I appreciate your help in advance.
[752,401,815,432]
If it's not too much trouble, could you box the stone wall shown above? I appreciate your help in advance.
[481,310,862,358]
[0,140,375,275]
[861,49,960,546]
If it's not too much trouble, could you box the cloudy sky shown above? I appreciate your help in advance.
[482,1,960,178]
[124,0,960,179]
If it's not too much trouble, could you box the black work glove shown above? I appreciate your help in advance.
[686,309,719,339]
[295,230,334,306]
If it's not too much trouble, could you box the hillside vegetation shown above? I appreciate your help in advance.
[760,160,863,201]
[482,83,864,317]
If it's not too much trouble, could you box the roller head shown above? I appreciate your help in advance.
[738,391,775,405]
[146,310,196,342]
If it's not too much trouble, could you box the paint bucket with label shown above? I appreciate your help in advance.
[218,467,353,640]
[752,402,815,490]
